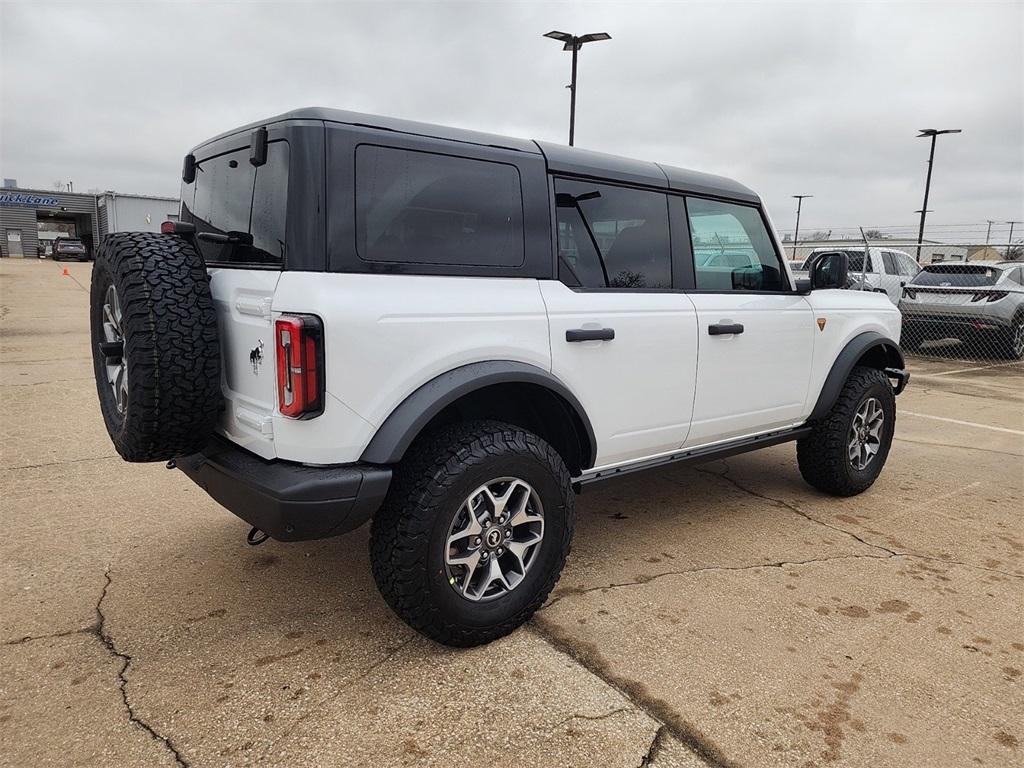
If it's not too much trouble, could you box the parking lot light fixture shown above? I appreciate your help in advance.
[791,195,812,259]
[1007,221,1022,258]
[543,30,612,146]
[915,128,961,261]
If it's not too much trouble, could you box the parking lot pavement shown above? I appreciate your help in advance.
[2,257,1021,767]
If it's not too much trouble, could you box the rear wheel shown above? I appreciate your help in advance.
[370,420,574,647]
[1001,314,1024,360]
[797,366,895,496]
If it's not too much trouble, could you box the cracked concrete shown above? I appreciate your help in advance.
[2,257,1022,767]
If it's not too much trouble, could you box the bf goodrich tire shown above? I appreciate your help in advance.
[89,232,221,462]
[370,420,575,647]
[797,366,895,497]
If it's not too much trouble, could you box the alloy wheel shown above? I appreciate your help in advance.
[848,396,884,471]
[444,477,545,602]
[100,284,128,415]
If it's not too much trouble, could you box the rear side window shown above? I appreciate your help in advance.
[555,178,671,289]
[355,145,524,267]
[187,141,288,266]
[880,251,898,274]
[686,197,784,291]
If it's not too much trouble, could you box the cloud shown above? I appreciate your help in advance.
[1,1,1020,240]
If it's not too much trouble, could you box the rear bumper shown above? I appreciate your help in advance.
[176,437,391,541]
[902,312,1012,334]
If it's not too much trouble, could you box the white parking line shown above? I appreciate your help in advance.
[901,410,1024,436]
[914,360,1023,377]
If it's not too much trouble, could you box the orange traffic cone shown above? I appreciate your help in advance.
[62,267,70,276]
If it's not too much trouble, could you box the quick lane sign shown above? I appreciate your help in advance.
[0,192,61,207]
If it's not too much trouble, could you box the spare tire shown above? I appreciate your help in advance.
[90,232,221,462]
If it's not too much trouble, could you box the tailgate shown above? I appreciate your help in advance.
[208,268,282,458]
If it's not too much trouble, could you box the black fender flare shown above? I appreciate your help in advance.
[809,332,906,421]
[359,360,598,468]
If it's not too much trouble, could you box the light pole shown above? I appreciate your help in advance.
[986,220,995,244]
[543,30,612,146]
[791,195,812,259]
[915,128,961,261]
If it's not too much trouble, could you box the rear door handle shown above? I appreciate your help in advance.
[566,328,615,342]
[708,323,744,336]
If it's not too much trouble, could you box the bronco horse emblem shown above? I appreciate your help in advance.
[250,340,264,374]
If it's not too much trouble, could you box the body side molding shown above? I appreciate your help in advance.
[360,360,597,467]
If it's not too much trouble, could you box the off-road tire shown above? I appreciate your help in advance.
[89,232,221,462]
[797,366,895,497]
[370,420,574,647]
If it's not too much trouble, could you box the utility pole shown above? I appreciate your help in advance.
[986,220,995,244]
[543,31,612,146]
[791,195,812,259]
[1007,221,1022,258]
[915,128,961,261]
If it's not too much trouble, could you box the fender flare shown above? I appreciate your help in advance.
[359,360,597,467]
[809,332,906,421]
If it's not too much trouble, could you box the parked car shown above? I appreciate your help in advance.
[796,247,919,304]
[900,261,1024,359]
[88,108,909,647]
[51,237,90,261]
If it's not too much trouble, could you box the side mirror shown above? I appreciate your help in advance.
[810,251,848,290]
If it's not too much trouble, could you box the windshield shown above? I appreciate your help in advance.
[911,265,1002,287]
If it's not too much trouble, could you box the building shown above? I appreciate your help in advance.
[0,185,179,259]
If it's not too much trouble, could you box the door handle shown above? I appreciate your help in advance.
[566,328,615,342]
[708,323,744,336]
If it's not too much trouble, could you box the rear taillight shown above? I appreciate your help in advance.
[275,314,325,419]
[971,291,1007,302]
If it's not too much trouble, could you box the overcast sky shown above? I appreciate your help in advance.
[1,1,1021,242]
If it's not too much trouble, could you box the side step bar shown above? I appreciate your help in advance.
[577,426,813,489]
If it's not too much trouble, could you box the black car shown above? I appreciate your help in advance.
[51,237,90,261]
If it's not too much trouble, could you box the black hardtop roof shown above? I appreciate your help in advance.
[191,107,758,203]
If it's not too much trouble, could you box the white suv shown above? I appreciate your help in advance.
[89,108,908,646]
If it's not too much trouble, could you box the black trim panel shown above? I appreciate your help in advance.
[177,437,391,541]
[809,331,906,420]
[579,426,812,487]
[360,360,597,467]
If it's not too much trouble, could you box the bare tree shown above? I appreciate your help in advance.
[52,180,66,192]
[862,230,889,239]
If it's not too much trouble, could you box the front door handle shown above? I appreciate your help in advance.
[708,323,744,336]
[566,328,615,342]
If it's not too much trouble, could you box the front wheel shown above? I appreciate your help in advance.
[797,366,896,496]
[370,420,574,647]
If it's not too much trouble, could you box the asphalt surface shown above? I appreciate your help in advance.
[2,258,1022,768]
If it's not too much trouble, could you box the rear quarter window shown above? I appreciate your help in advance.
[355,145,525,268]
[185,141,288,266]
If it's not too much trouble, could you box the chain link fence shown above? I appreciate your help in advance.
[788,239,1024,364]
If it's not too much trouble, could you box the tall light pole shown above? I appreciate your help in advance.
[986,219,995,244]
[791,195,812,259]
[543,30,611,146]
[915,128,961,261]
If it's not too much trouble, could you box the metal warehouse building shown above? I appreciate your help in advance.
[0,186,179,259]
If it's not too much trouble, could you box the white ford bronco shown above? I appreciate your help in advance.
[90,108,908,646]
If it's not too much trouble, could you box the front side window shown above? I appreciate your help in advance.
[895,252,919,277]
[686,197,785,291]
[355,145,524,267]
[880,251,898,275]
[555,178,671,289]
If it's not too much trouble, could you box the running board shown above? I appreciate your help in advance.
[577,426,813,489]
